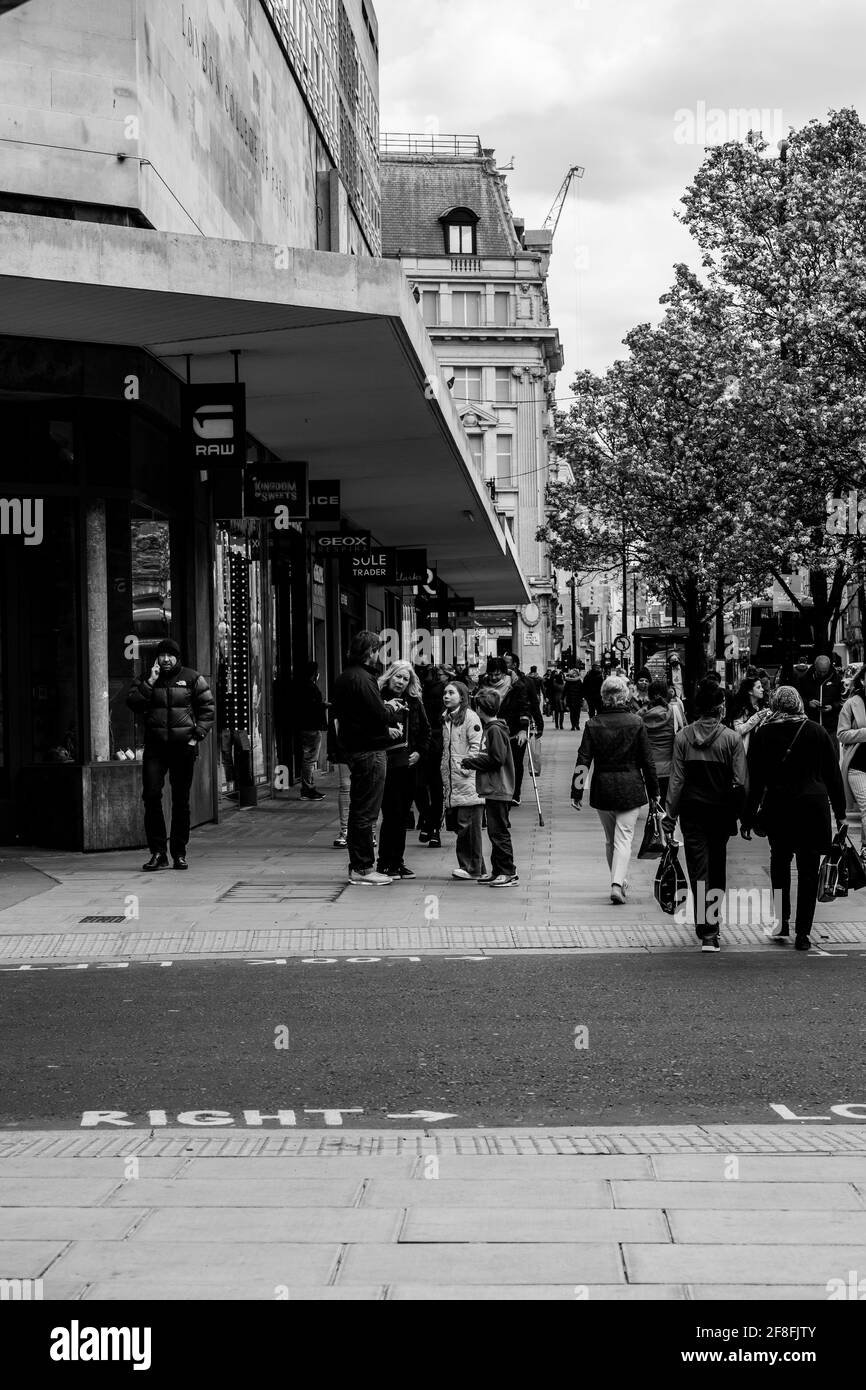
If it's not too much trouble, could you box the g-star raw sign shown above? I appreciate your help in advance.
[187,384,246,464]
[245,462,309,517]
[341,549,428,585]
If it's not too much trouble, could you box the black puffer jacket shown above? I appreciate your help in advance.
[575,708,659,811]
[127,667,215,748]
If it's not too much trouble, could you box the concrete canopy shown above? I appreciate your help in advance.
[0,213,530,605]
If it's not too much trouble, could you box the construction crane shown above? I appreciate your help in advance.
[543,165,585,240]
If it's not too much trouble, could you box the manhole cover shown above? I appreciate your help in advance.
[79,915,128,924]
[218,882,345,904]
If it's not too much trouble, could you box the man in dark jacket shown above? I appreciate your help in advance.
[663,678,747,950]
[293,661,329,801]
[415,664,448,847]
[126,639,215,871]
[504,654,544,804]
[583,662,604,718]
[797,653,844,739]
[331,631,403,886]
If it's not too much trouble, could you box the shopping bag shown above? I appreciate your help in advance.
[841,836,866,892]
[817,832,846,902]
[654,843,687,916]
[638,801,665,860]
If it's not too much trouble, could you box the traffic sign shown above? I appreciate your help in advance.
[614,634,631,652]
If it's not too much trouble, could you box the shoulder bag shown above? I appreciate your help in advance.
[752,720,806,838]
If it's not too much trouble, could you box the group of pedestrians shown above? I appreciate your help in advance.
[571,658,866,953]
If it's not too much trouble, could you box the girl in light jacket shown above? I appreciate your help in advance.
[441,681,487,880]
[838,667,866,862]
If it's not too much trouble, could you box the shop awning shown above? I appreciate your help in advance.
[0,212,530,605]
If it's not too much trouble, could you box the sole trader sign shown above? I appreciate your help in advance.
[340,548,427,585]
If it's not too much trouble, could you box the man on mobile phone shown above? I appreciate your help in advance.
[126,639,215,871]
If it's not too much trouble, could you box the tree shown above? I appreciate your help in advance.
[540,268,777,688]
[679,109,866,650]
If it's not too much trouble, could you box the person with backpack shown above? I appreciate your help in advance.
[663,678,747,952]
[743,685,846,950]
[839,666,866,865]
[461,686,518,887]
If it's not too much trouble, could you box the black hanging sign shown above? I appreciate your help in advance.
[186,383,246,466]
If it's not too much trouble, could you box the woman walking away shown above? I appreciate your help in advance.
[549,668,567,729]
[640,680,683,808]
[573,675,659,906]
[839,667,866,864]
[441,681,487,881]
[744,686,846,951]
[729,675,770,752]
[563,668,584,730]
[461,687,518,887]
[663,678,747,952]
[376,661,431,880]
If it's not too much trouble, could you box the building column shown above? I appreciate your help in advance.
[85,500,110,762]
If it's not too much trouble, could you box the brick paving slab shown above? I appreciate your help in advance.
[623,1242,866,1284]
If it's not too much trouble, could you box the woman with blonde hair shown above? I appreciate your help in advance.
[376,661,430,879]
[573,674,659,905]
[441,680,487,880]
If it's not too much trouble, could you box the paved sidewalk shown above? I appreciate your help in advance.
[0,723,863,961]
[1,1127,864,1300]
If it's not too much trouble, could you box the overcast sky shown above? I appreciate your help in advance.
[374,0,866,392]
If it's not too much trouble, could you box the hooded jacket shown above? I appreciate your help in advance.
[461,718,515,802]
[665,717,746,826]
[640,701,680,778]
[127,664,215,748]
[441,709,484,808]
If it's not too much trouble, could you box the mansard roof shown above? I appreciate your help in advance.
[380,155,522,258]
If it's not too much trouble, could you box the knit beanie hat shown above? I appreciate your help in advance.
[156,639,182,661]
[694,678,726,715]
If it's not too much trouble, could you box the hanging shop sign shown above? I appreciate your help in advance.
[315,532,372,552]
[340,549,428,585]
[308,481,341,520]
[244,462,309,518]
[186,383,246,465]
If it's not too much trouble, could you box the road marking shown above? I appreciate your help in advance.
[386,1110,457,1123]
[79,1107,459,1128]
[770,1102,866,1121]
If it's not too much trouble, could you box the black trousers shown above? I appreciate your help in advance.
[142,744,198,858]
[511,737,527,800]
[680,810,731,938]
[346,750,387,874]
[415,737,444,834]
[485,799,516,877]
[378,764,413,872]
[769,839,821,937]
[552,699,565,730]
[567,704,582,730]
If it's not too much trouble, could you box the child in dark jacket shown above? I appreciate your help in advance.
[461,687,519,886]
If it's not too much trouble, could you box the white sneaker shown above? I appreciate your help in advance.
[489,874,519,888]
[348,869,392,886]
[452,869,478,881]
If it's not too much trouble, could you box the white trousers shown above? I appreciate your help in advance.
[596,806,641,887]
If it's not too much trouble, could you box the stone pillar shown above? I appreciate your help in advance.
[85,500,110,763]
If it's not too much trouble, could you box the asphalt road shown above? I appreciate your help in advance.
[1,954,864,1129]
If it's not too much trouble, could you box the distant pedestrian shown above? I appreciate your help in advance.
[376,661,430,880]
[583,662,604,718]
[527,665,545,703]
[126,639,215,872]
[547,668,566,729]
[563,668,584,730]
[573,675,659,905]
[461,686,518,887]
[293,661,329,801]
[441,681,487,880]
[326,712,350,849]
[838,666,866,864]
[640,679,683,807]
[729,675,770,753]
[797,653,844,739]
[415,664,449,848]
[331,631,404,887]
[663,678,747,951]
[744,685,846,949]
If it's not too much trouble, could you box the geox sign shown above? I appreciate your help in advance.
[186,384,246,464]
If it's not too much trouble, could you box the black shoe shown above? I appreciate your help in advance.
[300,785,325,801]
[173,857,189,871]
[142,853,168,872]
[794,934,812,952]
[394,865,416,880]
[419,830,430,843]
[427,833,442,848]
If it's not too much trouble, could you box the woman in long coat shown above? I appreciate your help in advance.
[744,685,846,951]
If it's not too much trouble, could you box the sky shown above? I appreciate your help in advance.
[373,0,866,391]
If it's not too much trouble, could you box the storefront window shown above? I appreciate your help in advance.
[20,497,81,763]
[106,503,172,758]
[215,522,272,794]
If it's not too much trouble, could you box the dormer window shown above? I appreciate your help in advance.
[439,207,479,256]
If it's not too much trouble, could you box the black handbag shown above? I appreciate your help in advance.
[638,800,665,859]
[817,830,847,902]
[654,840,688,915]
[752,720,806,837]
[841,834,866,892]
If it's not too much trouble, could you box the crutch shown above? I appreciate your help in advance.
[524,733,544,827]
